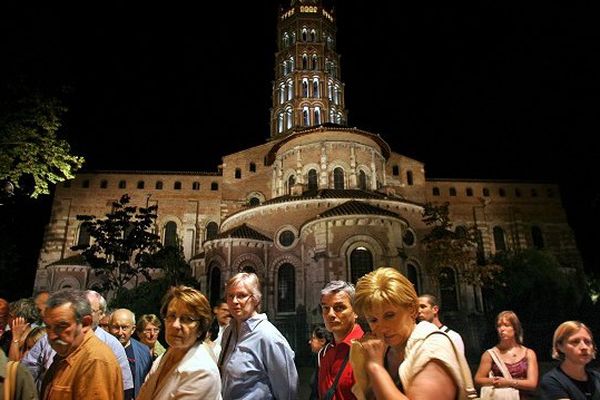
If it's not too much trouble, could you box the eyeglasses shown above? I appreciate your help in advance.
[164,313,200,326]
[227,292,252,302]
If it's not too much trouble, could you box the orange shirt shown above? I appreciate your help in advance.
[42,330,124,400]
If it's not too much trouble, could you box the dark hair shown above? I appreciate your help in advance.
[312,326,333,344]
[208,317,220,341]
[46,289,91,324]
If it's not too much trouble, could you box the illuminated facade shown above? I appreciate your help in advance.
[34,0,582,358]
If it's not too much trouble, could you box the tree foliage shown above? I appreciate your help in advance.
[0,90,84,198]
[421,202,502,287]
[72,194,162,293]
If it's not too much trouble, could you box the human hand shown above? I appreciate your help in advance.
[357,332,387,367]
[10,316,29,340]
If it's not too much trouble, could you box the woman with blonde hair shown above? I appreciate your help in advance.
[137,285,221,400]
[474,310,539,399]
[350,267,476,400]
[540,320,600,400]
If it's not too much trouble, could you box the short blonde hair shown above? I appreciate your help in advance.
[552,320,596,360]
[226,272,262,311]
[354,267,418,317]
[160,286,212,341]
[496,310,524,345]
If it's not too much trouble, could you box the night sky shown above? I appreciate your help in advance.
[1,1,598,297]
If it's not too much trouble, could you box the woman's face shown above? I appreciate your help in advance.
[496,317,515,341]
[364,302,415,348]
[226,282,257,322]
[139,322,160,347]
[559,327,595,366]
[164,299,200,350]
[308,334,326,353]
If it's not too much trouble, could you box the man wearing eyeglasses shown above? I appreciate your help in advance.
[110,309,152,399]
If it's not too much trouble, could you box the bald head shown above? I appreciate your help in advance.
[109,308,136,346]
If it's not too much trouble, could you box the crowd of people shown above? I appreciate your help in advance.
[0,267,598,399]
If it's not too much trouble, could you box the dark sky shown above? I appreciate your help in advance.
[2,1,599,287]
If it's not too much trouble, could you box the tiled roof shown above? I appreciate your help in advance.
[319,200,400,218]
[47,254,88,267]
[216,223,272,241]
[263,189,391,205]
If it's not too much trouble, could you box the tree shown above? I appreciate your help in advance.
[72,194,162,293]
[421,202,502,287]
[140,240,193,286]
[0,89,84,199]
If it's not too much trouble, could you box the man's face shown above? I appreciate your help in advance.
[44,303,85,357]
[417,297,436,323]
[214,303,231,327]
[86,294,103,329]
[109,311,135,346]
[321,291,356,341]
[35,292,49,317]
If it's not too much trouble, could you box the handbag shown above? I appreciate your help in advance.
[479,348,520,400]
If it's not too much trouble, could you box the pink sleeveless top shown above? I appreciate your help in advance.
[491,351,532,399]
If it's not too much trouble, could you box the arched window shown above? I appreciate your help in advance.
[211,182,219,191]
[287,175,296,194]
[118,180,126,189]
[311,54,317,70]
[208,263,221,306]
[235,168,241,179]
[77,223,91,247]
[350,247,373,284]
[277,263,296,313]
[302,79,309,97]
[493,226,506,252]
[308,169,318,191]
[100,180,108,189]
[483,187,490,197]
[249,162,256,172]
[333,167,344,189]
[206,222,219,241]
[303,107,310,126]
[406,263,420,294]
[313,79,319,98]
[432,187,440,196]
[164,221,178,248]
[449,187,457,196]
[358,170,367,190]
[455,226,467,238]
[241,265,256,273]
[302,54,308,69]
[531,226,544,249]
[314,107,321,125]
[155,181,163,190]
[301,28,307,41]
[192,182,200,190]
[406,171,414,186]
[466,187,473,196]
[439,267,458,311]
[174,181,182,190]
[249,197,260,206]
[310,29,316,42]
[137,180,145,189]
[392,165,399,176]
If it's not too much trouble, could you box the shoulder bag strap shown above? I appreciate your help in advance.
[5,360,19,400]
[487,348,513,380]
[323,350,350,400]
[425,330,478,399]
[217,329,233,375]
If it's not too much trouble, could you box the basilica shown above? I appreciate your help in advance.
[34,0,582,358]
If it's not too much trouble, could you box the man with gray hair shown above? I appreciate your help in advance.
[318,280,364,400]
[40,289,123,399]
[22,290,134,397]
[109,308,152,398]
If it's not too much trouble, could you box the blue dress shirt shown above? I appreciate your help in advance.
[220,313,298,400]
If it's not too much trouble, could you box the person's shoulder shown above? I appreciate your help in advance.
[179,342,220,374]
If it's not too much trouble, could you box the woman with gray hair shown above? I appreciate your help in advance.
[540,321,600,400]
[137,285,221,400]
[219,272,298,399]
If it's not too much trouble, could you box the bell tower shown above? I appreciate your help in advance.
[270,0,348,138]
